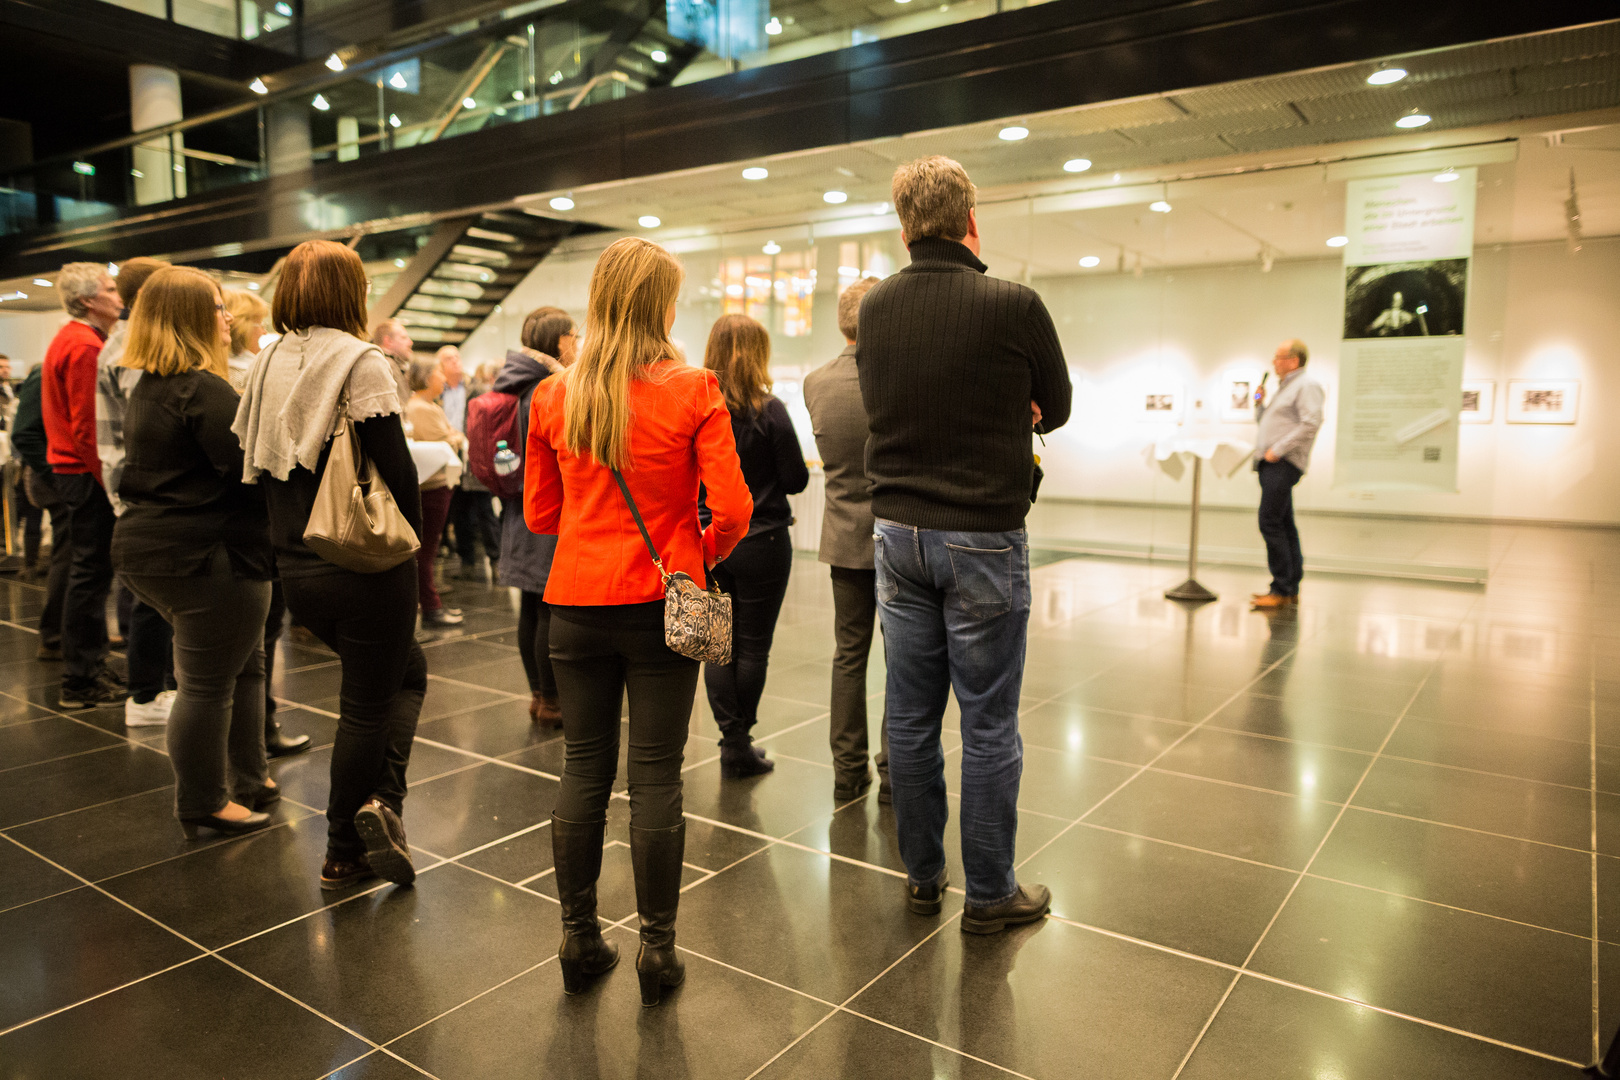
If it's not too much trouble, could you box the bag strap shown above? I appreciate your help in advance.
[611,468,670,583]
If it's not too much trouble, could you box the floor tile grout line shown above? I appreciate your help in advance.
[409,734,562,782]
[365,956,560,1066]
[423,671,530,701]
[1304,872,1599,942]
[834,1005,1041,1080]
[1592,641,1602,1064]
[0,782,176,833]
[739,1008,841,1080]
[449,817,551,863]
[0,952,210,1039]
[1346,803,1597,856]
[0,740,134,776]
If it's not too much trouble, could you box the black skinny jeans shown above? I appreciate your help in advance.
[53,471,114,686]
[704,526,793,745]
[550,606,698,831]
[281,558,427,859]
[517,590,557,700]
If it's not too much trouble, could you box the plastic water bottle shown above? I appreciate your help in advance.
[493,440,520,477]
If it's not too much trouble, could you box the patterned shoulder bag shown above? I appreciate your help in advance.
[611,469,733,665]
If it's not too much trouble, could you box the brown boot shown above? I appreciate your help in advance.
[530,691,563,727]
[1250,593,1292,610]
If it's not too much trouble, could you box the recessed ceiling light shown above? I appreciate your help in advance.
[388,113,401,128]
[246,281,261,290]
[651,49,668,62]
[742,167,769,180]
[325,53,345,72]
[0,292,27,302]
[998,125,1029,141]
[765,16,782,34]
[895,0,911,5]
[273,1,291,13]
[512,90,525,101]
[108,263,119,275]
[1395,112,1431,128]
[1367,67,1407,85]
[1433,169,1460,183]
[311,93,330,111]
[639,215,662,228]
[249,78,268,95]
[390,71,408,90]
[1078,256,1100,268]
[1149,200,1172,213]
[874,202,891,215]
[1063,158,1092,173]
[823,190,848,204]
[394,258,406,268]
[550,196,574,210]
[463,97,477,109]
[763,241,781,255]
[1326,235,1349,247]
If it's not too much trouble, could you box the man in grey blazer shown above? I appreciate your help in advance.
[804,276,889,803]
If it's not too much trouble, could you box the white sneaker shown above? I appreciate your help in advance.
[125,690,176,727]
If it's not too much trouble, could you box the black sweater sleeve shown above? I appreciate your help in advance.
[1023,293,1073,433]
[767,398,811,496]
[356,413,423,539]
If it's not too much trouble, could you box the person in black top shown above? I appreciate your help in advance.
[701,314,810,778]
[12,364,70,660]
[233,240,426,892]
[111,267,277,839]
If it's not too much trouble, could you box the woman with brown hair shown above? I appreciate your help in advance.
[222,288,270,392]
[525,237,751,1005]
[405,355,466,628]
[701,314,810,778]
[233,239,426,891]
[112,266,276,838]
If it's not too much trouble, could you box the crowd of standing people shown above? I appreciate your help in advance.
[19,153,1075,1006]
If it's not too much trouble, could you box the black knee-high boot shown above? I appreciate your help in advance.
[551,814,620,994]
[631,820,687,1006]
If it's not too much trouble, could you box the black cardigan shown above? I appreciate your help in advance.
[701,394,809,538]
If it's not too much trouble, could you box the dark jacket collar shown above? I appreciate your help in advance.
[904,236,988,274]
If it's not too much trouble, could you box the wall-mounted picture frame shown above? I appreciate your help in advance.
[1137,383,1184,422]
[1459,380,1495,424]
[1506,380,1580,425]
[1220,368,1264,423]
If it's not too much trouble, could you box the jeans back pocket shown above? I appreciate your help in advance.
[874,532,899,605]
[945,543,1013,616]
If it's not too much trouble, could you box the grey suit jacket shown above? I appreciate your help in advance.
[804,346,874,569]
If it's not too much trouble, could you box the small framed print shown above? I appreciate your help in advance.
[1220,369,1264,423]
[1459,380,1495,424]
[1138,384,1184,421]
[1506,380,1580,425]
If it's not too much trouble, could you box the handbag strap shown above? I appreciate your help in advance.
[610,468,670,583]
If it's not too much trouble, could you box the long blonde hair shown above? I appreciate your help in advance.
[122,267,230,380]
[563,238,684,469]
[703,313,771,415]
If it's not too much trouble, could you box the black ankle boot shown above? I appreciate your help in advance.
[719,738,774,779]
[631,820,686,1006]
[551,815,620,994]
[265,713,311,757]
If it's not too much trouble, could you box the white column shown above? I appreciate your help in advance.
[337,116,360,162]
[129,64,186,205]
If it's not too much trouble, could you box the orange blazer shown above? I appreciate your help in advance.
[525,362,753,607]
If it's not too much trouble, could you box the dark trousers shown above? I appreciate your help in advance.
[26,469,69,649]
[1257,460,1305,597]
[264,578,286,716]
[704,526,793,746]
[551,608,698,831]
[281,559,426,860]
[125,598,174,705]
[517,590,557,700]
[16,475,41,570]
[53,472,115,686]
[829,566,890,789]
[450,489,499,563]
[416,487,453,612]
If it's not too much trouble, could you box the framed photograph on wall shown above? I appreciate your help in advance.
[1139,387,1183,421]
[1220,369,1264,423]
[1459,380,1495,424]
[1506,380,1580,425]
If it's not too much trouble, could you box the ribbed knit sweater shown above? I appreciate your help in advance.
[856,237,1072,532]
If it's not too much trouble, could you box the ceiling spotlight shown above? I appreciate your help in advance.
[388,113,401,128]
[108,263,119,276]
[763,241,781,255]
[1395,111,1431,128]
[1433,168,1460,183]
[1078,256,1100,268]
[390,71,408,90]
[550,196,575,211]
[394,258,406,268]
[998,125,1029,141]
[874,202,891,215]
[0,292,27,302]
[273,1,291,14]
[32,278,51,287]
[1063,158,1092,173]
[650,49,668,62]
[463,97,478,109]
[895,0,912,5]
[639,215,662,228]
[1149,200,1172,213]
[742,167,769,180]
[130,169,144,178]
[512,90,525,101]
[823,190,848,204]
[325,53,345,72]
[1367,67,1407,85]
[311,93,330,111]
[1326,235,1349,247]
[246,281,260,290]
[765,16,782,34]
[249,78,268,95]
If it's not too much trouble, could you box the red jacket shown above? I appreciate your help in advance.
[525,362,752,606]
[41,320,106,480]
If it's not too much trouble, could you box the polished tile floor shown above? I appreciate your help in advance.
[0,525,1616,1079]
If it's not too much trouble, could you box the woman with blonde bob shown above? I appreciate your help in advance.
[222,287,270,392]
[112,267,278,838]
[525,237,752,1005]
[234,239,426,892]
[700,314,809,778]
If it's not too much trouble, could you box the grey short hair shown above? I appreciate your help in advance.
[408,356,440,391]
[891,156,976,243]
[372,317,407,344]
[57,262,110,319]
[1284,338,1309,365]
[837,276,881,341]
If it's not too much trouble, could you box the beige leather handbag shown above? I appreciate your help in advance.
[303,416,420,573]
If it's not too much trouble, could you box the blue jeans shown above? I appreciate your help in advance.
[1257,460,1304,596]
[874,520,1031,907]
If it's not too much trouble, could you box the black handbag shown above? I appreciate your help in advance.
[611,469,733,665]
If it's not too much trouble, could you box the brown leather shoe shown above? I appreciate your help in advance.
[530,692,563,727]
[354,799,416,886]
[320,855,377,891]
[1250,593,1292,609]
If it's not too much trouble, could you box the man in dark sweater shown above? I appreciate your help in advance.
[857,155,1071,934]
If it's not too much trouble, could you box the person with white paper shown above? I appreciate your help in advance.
[1252,339,1325,610]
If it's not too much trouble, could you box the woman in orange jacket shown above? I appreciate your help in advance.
[525,237,751,1006]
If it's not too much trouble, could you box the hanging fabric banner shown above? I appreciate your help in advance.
[1333,167,1475,491]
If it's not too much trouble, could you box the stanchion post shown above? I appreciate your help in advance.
[1164,455,1217,603]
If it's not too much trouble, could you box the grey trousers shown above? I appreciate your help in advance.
[829,566,890,789]
[123,551,272,819]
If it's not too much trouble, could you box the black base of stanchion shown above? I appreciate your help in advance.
[1164,578,1218,603]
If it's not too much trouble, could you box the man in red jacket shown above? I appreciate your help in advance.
[42,262,127,708]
